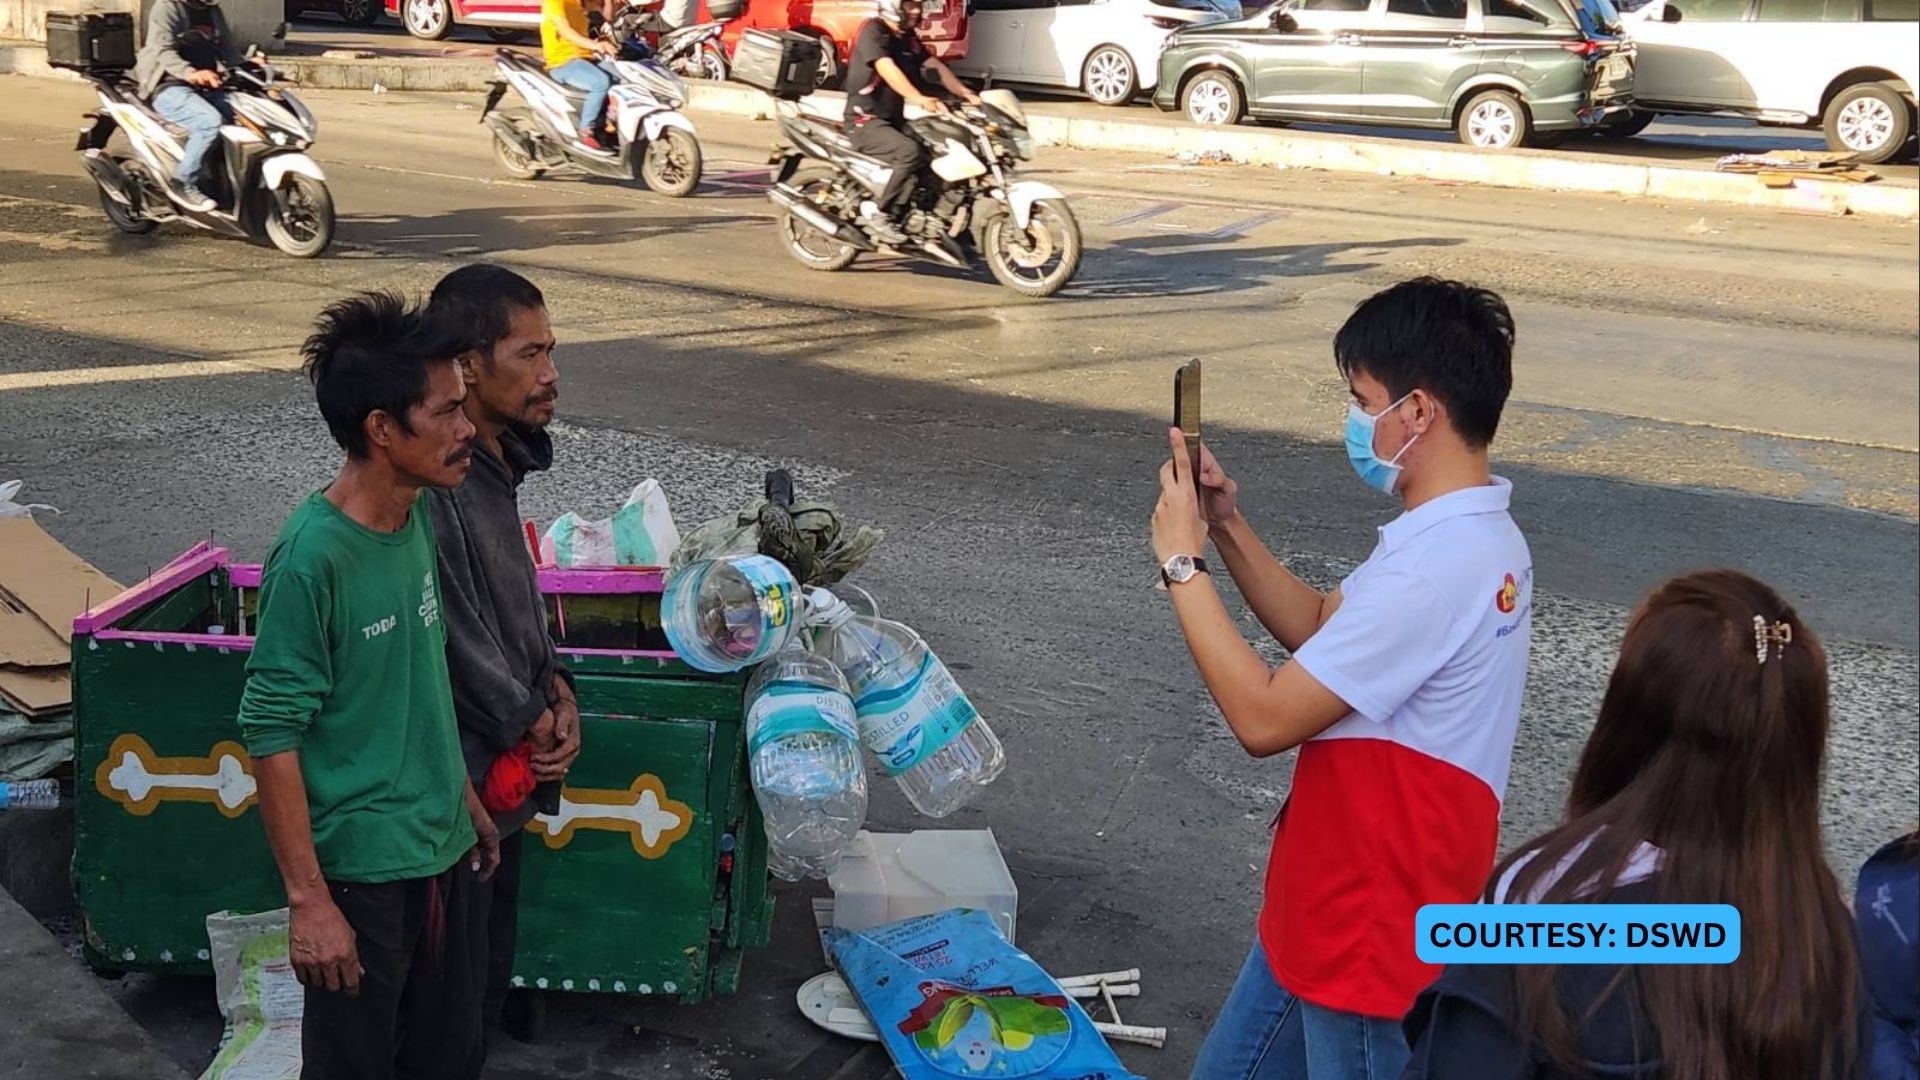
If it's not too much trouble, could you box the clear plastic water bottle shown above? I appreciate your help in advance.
[744,643,868,881]
[662,555,802,673]
[0,779,59,810]
[808,589,1005,818]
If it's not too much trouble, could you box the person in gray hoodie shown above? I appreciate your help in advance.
[423,264,581,1046]
[134,0,247,211]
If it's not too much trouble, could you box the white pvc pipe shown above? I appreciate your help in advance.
[1094,1022,1166,1049]
[1065,984,1139,999]
[1058,968,1141,988]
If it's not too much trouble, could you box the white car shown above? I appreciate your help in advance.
[952,0,1238,106]
[1625,0,1918,162]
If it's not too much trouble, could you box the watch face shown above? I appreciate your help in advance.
[1165,555,1195,582]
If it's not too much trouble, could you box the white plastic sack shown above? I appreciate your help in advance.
[542,479,682,568]
[198,908,302,1080]
[0,480,57,519]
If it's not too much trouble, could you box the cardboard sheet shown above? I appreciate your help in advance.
[0,518,123,715]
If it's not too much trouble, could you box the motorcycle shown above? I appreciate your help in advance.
[75,58,334,258]
[767,90,1082,298]
[479,31,704,196]
[610,1,729,83]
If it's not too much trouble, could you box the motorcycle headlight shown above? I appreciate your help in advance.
[1011,131,1034,160]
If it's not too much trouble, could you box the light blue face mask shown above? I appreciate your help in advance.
[1345,393,1419,495]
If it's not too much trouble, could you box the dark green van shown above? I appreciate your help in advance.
[1151,0,1636,147]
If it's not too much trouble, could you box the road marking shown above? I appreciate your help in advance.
[1104,201,1182,227]
[703,168,771,190]
[1206,209,1290,240]
[0,356,298,393]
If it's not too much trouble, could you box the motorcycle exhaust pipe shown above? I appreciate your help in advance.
[81,151,135,207]
[769,183,870,249]
[482,112,539,160]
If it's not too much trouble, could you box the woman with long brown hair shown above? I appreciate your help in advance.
[1402,569,1868,1080]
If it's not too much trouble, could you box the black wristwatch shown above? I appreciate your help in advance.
[1160,554,1209,587]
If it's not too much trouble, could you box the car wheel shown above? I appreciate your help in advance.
[339,0,381,24]
[1183,71,1243,127]
[1081,46,1137,107]
[402,0,452,40]
[809,31,841,90]
[1823,81,1913,165]
[1458,89,1529,149]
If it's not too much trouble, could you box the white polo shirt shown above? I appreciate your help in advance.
[1256,477,1533,1019]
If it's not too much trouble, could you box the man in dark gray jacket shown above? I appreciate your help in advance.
[424,264,582,1045]
[134,0,246,211]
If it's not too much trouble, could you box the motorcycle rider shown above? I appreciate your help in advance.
[134,0,248,212]
[843,0,979,244]
[542,0,621,153]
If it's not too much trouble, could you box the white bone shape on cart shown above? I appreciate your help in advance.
[96,734,258,818]
[526,775,695,859]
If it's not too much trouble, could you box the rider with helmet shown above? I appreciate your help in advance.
[842,0,979,244]
[134,0,248,212]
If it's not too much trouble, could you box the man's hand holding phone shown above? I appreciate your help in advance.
[1196,442,1239,531]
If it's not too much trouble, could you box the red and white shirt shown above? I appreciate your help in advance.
[1269,477,1532,1019]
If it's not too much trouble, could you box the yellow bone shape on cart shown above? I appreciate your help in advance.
[527,775,694,859]
[96,734,258,818]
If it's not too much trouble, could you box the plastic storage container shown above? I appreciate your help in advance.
[705,0,746,19]
[45,12,135,73]
[662,555,801,673]
[744,644,868,881]
[730,29,823,100]
[828,829,1018,944]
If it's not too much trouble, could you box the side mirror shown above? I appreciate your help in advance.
[1271,8,1298,30]
[1661,4,1682,19]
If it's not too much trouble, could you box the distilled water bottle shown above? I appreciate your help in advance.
[743,643,868,880]
[808,589,1004,818]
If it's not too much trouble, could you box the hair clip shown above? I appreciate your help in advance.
[1753,615,1793,664]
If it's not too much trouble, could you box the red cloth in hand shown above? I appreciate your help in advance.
[481,739,537,815]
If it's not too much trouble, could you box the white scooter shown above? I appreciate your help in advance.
[480,31,704,196]
[75,59,334,257]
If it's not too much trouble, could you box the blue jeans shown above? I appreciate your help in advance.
[1191,942,1411,1080]
[549,57,615,135]
[151,85,233,186]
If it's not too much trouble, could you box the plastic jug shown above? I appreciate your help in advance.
[661,555,800,673]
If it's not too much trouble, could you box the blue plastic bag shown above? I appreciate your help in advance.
[827,909,1144,1080]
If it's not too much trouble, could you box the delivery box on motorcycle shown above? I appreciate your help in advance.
[45,11,136,73]
[732,29,821,100]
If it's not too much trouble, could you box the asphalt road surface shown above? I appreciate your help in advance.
[0,73,1915,1079]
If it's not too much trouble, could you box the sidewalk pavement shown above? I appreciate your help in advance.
[0,885,191,1079]
[1,33,1915,219]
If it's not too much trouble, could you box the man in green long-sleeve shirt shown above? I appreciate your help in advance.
[238,291,501,1080]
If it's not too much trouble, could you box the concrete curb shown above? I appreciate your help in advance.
[0,887,192,1080]
[7,40,1916,219]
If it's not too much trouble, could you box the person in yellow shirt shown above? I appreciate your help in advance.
[542,0,620,152]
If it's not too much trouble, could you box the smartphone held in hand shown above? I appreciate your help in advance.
[1174,359,1202,491]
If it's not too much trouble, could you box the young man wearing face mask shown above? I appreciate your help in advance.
[1150,277,1532,1080]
